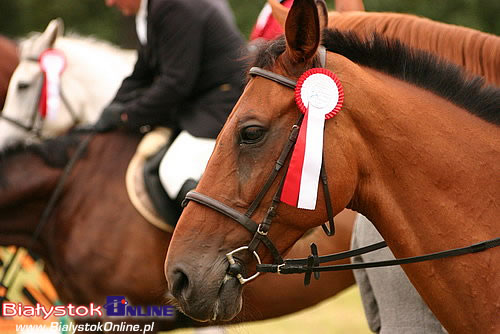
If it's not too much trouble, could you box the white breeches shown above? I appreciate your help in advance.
[159,130,216,199]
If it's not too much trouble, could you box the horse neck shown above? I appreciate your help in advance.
[53,37,135,124]
[329,11,500,86]
[341,67,499,332]
[0,150,61,255]
[50,131,141,241]
[0,131,141,257]
[347,68,498,251]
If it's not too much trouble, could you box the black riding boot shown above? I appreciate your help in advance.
[175,178,198,209]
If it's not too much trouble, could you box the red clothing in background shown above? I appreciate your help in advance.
[250,0,293,41]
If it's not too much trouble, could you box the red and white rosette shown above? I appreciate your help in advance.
[281,68,344,210]
[39,49,66,119]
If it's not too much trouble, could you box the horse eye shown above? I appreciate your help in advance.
[18,82,30,90]
[240,126,266,145]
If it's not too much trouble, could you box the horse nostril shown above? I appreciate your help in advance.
[171,269,190,299]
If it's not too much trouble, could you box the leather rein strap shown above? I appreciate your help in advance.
[182,47,500,286]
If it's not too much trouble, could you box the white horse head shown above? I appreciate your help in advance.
[0,18,136,149]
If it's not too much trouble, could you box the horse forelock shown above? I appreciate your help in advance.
[250,29,500,125]
[248,36,322,79]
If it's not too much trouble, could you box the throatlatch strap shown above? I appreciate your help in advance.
[319,158,335,236]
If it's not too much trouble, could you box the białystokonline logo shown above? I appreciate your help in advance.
[3,296,175,333]
[2,296,175,319]
[102,296,175,317]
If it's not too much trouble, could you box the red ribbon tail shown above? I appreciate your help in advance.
[280,111,309,207]
[39,76,47,118]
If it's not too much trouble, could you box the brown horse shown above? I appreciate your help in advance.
[165,0,500,333]
[0,35,18,109]
[0,130,181,332]
[268,0,500,85]
[0,129,356,331]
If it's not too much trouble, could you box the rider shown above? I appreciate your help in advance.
[96,0,246,206]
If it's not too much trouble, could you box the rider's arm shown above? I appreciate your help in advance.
[120,0,204,130]
[112,47,154,104]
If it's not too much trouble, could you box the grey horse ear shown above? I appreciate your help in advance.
[31,18,65,58]
[43,18,64,48]
[315,0,328,30]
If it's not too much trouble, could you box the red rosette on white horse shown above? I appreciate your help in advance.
[39,49,66,119]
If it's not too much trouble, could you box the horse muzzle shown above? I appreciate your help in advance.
[166,257,243,322]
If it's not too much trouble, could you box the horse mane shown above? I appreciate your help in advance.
[62,32,133,54]
[268,2,500,86]
[251,29,500,125]
[19,31,132,58]
[327,12,500,86]
[0,133,82,169]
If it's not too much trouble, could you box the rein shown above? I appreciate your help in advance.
[0,130,95,309]
[0,56,81,139]
[182,47,500,286]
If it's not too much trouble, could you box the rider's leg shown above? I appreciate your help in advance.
[158,130,216,205]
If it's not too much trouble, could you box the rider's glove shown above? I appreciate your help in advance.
[94,103,128,132]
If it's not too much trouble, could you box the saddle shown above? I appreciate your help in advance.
[125,128,180,232]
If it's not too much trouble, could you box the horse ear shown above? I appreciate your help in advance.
[43,18,64,47]
[284,0,320,64]
[316,0,329,30]
[269,0,327,35]
[32,18,64,57]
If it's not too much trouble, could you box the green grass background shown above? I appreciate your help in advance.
[168,286,371,334]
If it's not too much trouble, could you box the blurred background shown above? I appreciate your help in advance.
[0,0,498,48]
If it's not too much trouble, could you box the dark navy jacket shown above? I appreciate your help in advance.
[113,0,246,138]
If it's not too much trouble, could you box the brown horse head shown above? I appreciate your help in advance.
[165,0,358,322]
[166,0,499,330]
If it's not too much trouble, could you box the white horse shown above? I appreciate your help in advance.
[0,18,136,149]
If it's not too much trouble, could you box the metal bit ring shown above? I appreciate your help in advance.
[225,246,262,285]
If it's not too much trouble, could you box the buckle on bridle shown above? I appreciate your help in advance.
[225,246,262,285]
[257,224,268,236]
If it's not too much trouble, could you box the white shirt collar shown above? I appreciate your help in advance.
[135,0,148,45]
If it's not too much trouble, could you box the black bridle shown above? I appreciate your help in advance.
[182,47,500,286]
[0,56,81,139]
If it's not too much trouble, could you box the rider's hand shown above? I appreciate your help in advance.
[94,103,128,132]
